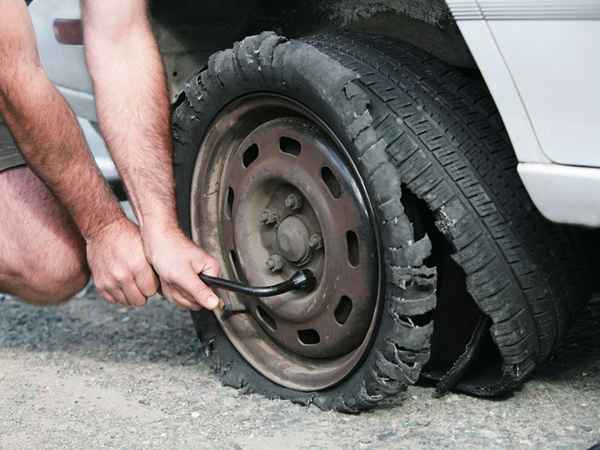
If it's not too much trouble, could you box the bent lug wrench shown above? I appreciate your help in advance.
[199,269,317,318]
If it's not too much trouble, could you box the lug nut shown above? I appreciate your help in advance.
[266,254,285,273]
[309,233,323,251]
[285,193,303,211]
[259,208,279,225]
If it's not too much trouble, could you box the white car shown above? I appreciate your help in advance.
[29,0,598,412]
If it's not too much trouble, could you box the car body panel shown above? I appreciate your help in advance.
[519,163,600,227]
[29,0,94,114]
[447,16,550,164]
[490,19,600,167]
[448,0,600,226]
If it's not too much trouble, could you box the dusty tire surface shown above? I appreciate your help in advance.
[305,32,590,395]
[173,32,437,413]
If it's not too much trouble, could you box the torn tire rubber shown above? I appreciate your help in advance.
[173,32,436,413]
[306,32,590,396]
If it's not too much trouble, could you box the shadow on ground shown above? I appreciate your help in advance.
[1,290,600,388]
[0,290,204,367]
[538,297,600,384]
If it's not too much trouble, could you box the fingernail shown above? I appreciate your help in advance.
[208,296,220,310]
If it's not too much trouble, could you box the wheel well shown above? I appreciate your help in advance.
[150,0,476,102]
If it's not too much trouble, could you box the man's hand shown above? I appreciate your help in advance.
[141,225,221,311]
[82,0,220,312]
[86,217,160,307]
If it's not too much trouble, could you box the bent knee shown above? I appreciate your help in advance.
[32,233,90,305]
[34,258,90,305]
[0,166,90,305]
[5,231,90,306]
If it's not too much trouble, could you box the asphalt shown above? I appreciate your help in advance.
[0,289,599,450]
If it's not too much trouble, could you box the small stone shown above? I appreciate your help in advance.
[191,411,200,419]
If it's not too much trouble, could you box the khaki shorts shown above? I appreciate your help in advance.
[0,120,25,172]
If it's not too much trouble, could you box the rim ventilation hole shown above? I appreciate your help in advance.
[257,306,277,330]
[334,296,353,325]
[225,187,235,219]
[280,136,301,156]
[321,167,342,198]
[229,249,242,275]
[243,144,259,168]
[346,230,360,267]
[298,329,320,345]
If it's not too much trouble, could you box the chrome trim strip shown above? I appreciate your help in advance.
[447,0,600,21]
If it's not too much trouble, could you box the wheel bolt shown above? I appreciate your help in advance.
[285,193,303,211]
[266,254,285,273]
[259,208,279,225]
[309,233,323,251]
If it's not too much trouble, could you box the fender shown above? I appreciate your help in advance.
[446,0,600,226]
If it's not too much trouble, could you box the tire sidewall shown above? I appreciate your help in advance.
[173,34,433,411]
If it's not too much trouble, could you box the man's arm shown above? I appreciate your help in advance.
[0,0,122,242]
[0,0,159,307]
[82,0,220,310]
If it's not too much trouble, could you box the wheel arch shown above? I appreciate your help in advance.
[151,0,542,180]
[151,0,476,98]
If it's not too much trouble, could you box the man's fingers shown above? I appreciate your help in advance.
[196,284,220,310]
[191,252,220,278]
[177,271,220,310]
[189,252,221,310]
[98,289,116,304]
[135,265,160,298]
[122,280,147,307]
[164,286,202,311]
[108,287,129,306]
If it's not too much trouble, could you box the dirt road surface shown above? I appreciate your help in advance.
[1,289,599,450]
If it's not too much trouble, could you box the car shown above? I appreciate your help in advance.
[29,0,597,412]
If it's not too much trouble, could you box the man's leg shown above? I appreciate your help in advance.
[0,0,162,308]
[0,0,89,305]
[0,166,89,305]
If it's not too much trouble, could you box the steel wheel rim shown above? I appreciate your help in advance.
[190,94,383,391]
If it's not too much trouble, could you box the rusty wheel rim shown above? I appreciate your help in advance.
[190,95,382,391]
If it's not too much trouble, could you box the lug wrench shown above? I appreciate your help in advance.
[198,269,317,318]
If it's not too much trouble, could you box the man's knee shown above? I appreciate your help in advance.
[0,167,90,305]
[34,248,90,305]
[18,238,90,305]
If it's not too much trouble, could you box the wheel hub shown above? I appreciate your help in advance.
[276,215,312,265]
[190,95,382,391]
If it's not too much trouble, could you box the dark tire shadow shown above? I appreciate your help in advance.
[0,291,206,368]
[536,296,600,387]
[2,291,600,390]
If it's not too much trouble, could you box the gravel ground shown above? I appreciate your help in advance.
[1,289,599,450]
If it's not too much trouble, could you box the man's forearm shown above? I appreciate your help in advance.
[80,0,221,310]
[83,2,177,233]
[0,65,124,240]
